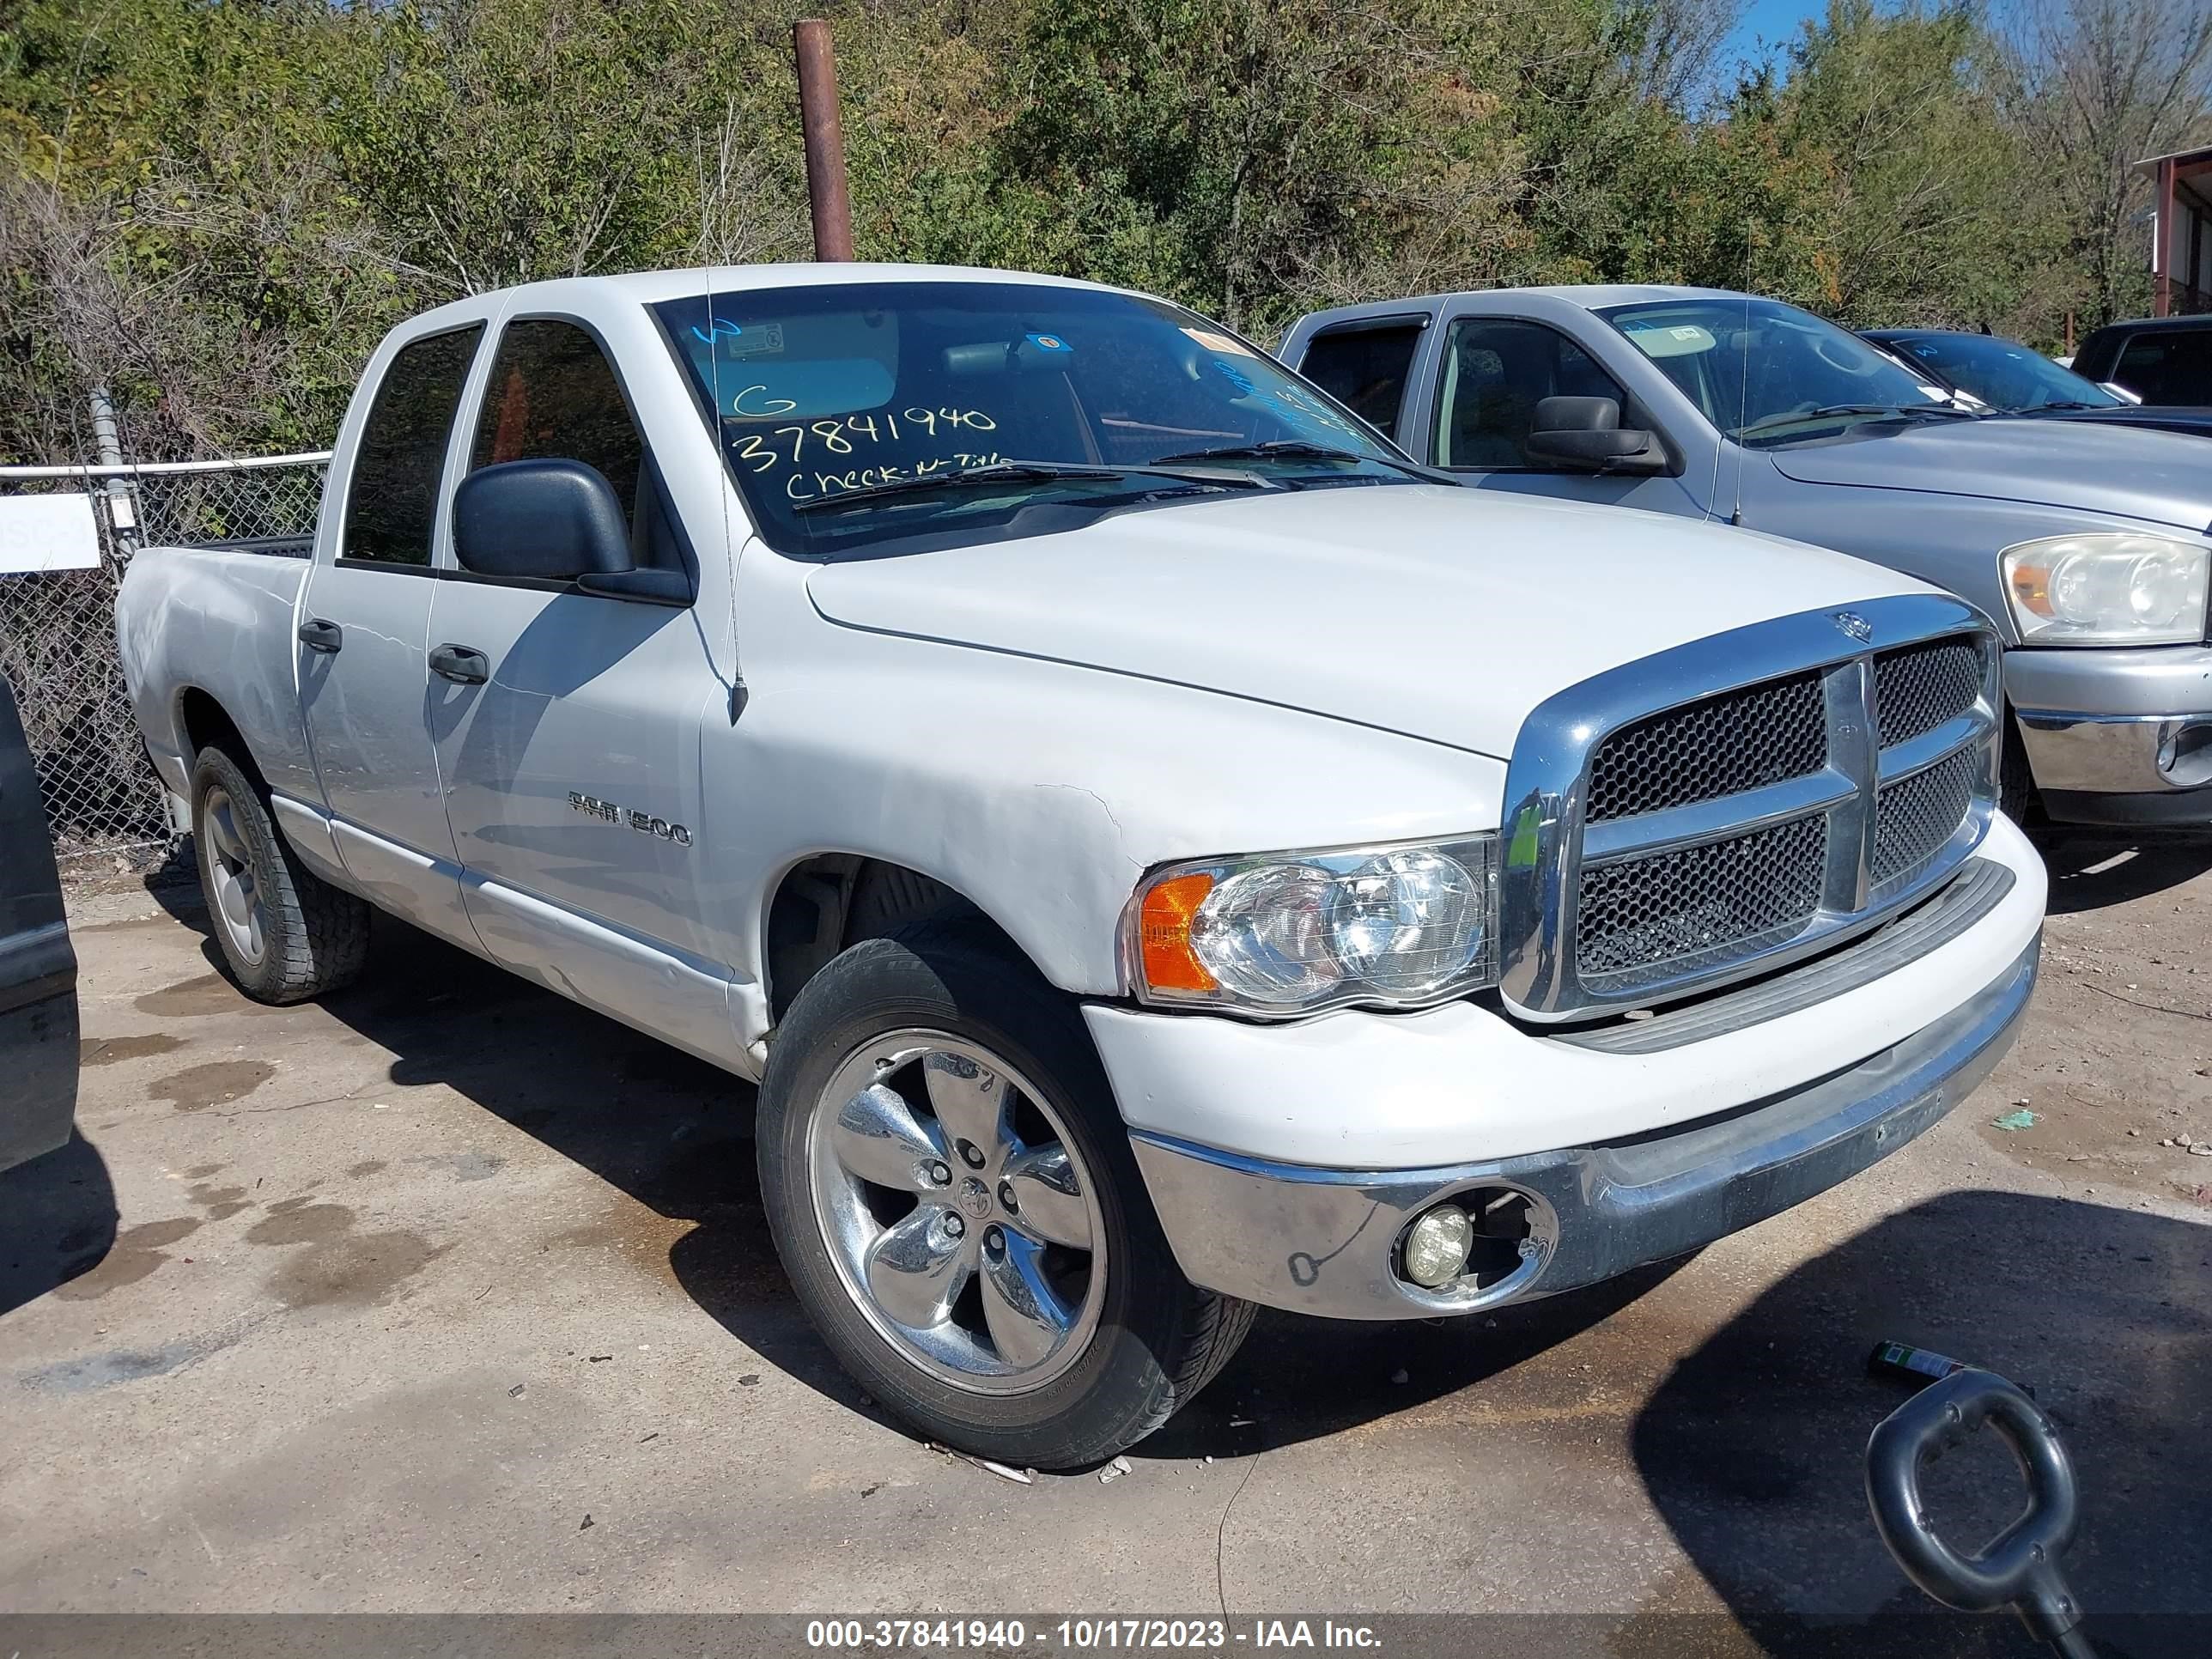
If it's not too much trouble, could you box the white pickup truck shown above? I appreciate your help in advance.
[118,264,2045,1468]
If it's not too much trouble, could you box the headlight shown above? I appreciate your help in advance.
[2001,532,2209,645]
[1127,836,1498,1017]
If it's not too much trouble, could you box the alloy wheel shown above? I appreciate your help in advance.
[807,1030,1107,1395]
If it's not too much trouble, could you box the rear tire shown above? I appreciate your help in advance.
[190,745,370,1005]
[757,920,1252,1468]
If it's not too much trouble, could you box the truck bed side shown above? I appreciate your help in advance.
[116,544,320,807]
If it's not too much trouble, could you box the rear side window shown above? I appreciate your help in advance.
[342,325,484,566]
[1297,323,1424,439]
[2111,331,2212,405]
[471,319,644,521]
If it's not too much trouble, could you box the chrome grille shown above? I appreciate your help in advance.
[1873,747,1979,890]
[1497,597,2000,1022]
[1577,817,1826,990]
[1586,673,1826,822]
[1874,640,1981,749]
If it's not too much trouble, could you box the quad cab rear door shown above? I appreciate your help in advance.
[295,314,489,946]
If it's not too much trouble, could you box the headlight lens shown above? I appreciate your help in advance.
[2001,532,2209,645]
[1129,836,1498,1016]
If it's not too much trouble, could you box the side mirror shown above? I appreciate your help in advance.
[2099,381,2144,405]
[1525,396,1664,472]
[453,459,633,581]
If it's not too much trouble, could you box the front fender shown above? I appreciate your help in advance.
[708,626,1505,998]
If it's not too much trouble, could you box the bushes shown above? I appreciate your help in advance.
[2,0,2203,464]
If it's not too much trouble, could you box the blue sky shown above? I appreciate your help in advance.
[1718,0,1827,80]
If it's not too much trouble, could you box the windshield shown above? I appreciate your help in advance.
[652,282,1415,555]
[1878,333,2122,412]
[1599,296,1960,447]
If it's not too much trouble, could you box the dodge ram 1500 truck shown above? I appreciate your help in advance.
[118,265,2045,1468]
[1283,286,2212,830]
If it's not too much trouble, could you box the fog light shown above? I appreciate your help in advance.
[1402,1205,1474,1288]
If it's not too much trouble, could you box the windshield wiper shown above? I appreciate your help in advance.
[791,459,1263,514]
[1150,439,1436,479]
[1737,403,1980,438]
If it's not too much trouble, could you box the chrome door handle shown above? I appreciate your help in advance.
[428,644,489,686]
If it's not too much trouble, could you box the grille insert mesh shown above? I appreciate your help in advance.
[1585,672,1826,823]
[1576,816,1828,991]
[1874,748,1978,889]
[1875,640,1981,749]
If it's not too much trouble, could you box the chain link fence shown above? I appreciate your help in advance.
[0,453,329,862]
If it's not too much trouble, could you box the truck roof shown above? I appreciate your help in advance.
[1286,284,1756,337]
[462,263,1137,309]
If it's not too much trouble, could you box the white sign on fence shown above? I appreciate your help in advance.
[0,491,102,574]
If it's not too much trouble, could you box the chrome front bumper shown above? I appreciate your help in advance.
[1127,936,2038,1322]
[2008,645,2212,823]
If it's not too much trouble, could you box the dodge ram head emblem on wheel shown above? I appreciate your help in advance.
[1832,610,1875,642]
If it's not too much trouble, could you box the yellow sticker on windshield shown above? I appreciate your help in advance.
[1181,326,1256,357]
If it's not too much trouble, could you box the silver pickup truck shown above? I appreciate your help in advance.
[118,265,2044,1467]
[1283,286,2212,830]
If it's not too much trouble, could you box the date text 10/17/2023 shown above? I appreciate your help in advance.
[804,1620,1383,1651]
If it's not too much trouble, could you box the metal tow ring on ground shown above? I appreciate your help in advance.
[1864,1367,2094,1657]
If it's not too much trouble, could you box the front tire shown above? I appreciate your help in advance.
[757,921,1252,1468]
[1999,717,2043,827]
[191,745,370,1004]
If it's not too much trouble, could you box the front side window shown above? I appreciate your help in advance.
[651,282,1416,556]
[1601,297,1960,447]
[1431,319,1630,469]
[2112,331,2212,405]
[342,324,483,566]
[471,320,645,520]
[1297,322,1423,440]
[1885,334,2118,412]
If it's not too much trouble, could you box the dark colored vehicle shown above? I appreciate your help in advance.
[1870,327,2212,440]
[0,677,78,1172]
[2070,313,2212,410]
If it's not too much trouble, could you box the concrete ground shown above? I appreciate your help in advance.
[3,831,2209,1650]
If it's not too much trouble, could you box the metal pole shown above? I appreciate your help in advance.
[88,385,138,548]
[2158,159,2175,318]
[794,19,854,262]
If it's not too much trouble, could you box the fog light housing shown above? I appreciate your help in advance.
[1402,1205,1474,1288]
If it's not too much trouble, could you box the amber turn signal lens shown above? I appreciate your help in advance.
[2008,560,2053,619]
[1139,872,1217,994]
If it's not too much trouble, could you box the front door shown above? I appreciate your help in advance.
[296,321,485,944]
[426,316,735,1065]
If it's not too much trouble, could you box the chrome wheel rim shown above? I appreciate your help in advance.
[199,786,267,967]
[807,1030,1107,1395]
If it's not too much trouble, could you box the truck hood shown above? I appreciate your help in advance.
[805,484,1917,760]
[1765,419,2212,532]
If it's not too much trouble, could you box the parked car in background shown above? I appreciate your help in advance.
[0,676,79,1173]
[1282,286,2212,828]
[118,264,2044,1466]
[1866,330,2212,440]
[2072,313,2212,406]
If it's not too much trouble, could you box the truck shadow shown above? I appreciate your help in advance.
[143,891,1667,1455]
[1631,1190,2212,1656]
[0,1131,120,1317]
[2033,830,2212,916]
